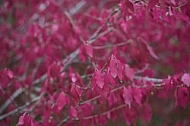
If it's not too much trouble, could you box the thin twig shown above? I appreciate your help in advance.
[92,40,132,50]
[69,1,86,15]
[33,8,118,86]
[79,75,163,105]
[0,87,25,114]
[134,76,163,83]
[0,94,42,120]
[80,85,124,105]
[73,104,127,120]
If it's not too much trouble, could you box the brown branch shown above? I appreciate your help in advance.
[80,85,124,105]
[33,8,118,86]
[134,76,163,83]
[92,40,132,50]
[0,93,43,120]
[79,76,163,105]
[75,104,127,120]
[0,87,25,115]
[69,1,86,15]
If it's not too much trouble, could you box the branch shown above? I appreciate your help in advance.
[0,87,25,115]
[69,1,86,15]
[92,40,132,50]
[134,76,163,83]
[33,9,118,85]
[80,85,124,105]
[0,6,118,120]
[79,76,163,105]
[0,94,43,120]
[75,104,127,120]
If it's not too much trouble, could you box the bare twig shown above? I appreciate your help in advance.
[69,1,86,15]
[74,104,127,120]
[92,40,132,50]
[134,76,163,83]
[33,7,118,86]
[0,94,43,120]
[80,85,124,105]
[31,57,44,81]
[0,87,25,115]
[79,76,163,105]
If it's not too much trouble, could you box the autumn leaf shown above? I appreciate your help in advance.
[123,87,133,108]
[148,0,159,10]
[94,69,105,89]
[48,62,60,78]
[57,92,67,111]
[181,73,190,87]
[175,87,189,108]
[124,65,135,81]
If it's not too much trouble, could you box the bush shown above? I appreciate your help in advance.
[0,0,190,125]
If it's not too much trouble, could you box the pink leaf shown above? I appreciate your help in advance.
[109,56,118,78]
[57,92,67,111]
[172,7,189,23]
[71,84,82,101]
[140,104,152,122]
[0,68,14,89]
[133,88,146,105]
[175,87,189,108]
[17,112,38,126]
[79,44,93,62]
[94,70,104,88]
[148,0,159,9]
[125,0,134,13]
[117,61,124,80]
[181,73,190,87]
[123,87,133,108]
[69,106,77,118]
[120,0,134,18]
[79,45,86,62]
[124,65,135,81]
[85,44,93,58]
[17,113,26,125]
[124,107,137,125]
[48,62,60,78]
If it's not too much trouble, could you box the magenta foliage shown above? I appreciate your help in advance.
[0,0,190,126]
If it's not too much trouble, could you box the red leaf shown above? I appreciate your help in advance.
[124,107,138,125]
[79,44,93,62]
[120,0,134,18]
[69,106,77,118]
[71,84,82,101]
[181,73,190,87]
[124,65,135,81]
[109,55,124,80]
[85,44,93,58]
[175,87,189,108]
[140,104,152,122]
[117,61,124,80]
[78,103,94,117]
[0,68,14,89]
[133,88,146,105]
[57,92,67,111]
[172,7,189,23]
[148,0,159,9]
[109,56,118,78]
[123,87,133,108]
[48,62,60,78]
[94,70,104,88]
[125,0,134,13]
[17,112,38,126]
[17,113,25,125]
